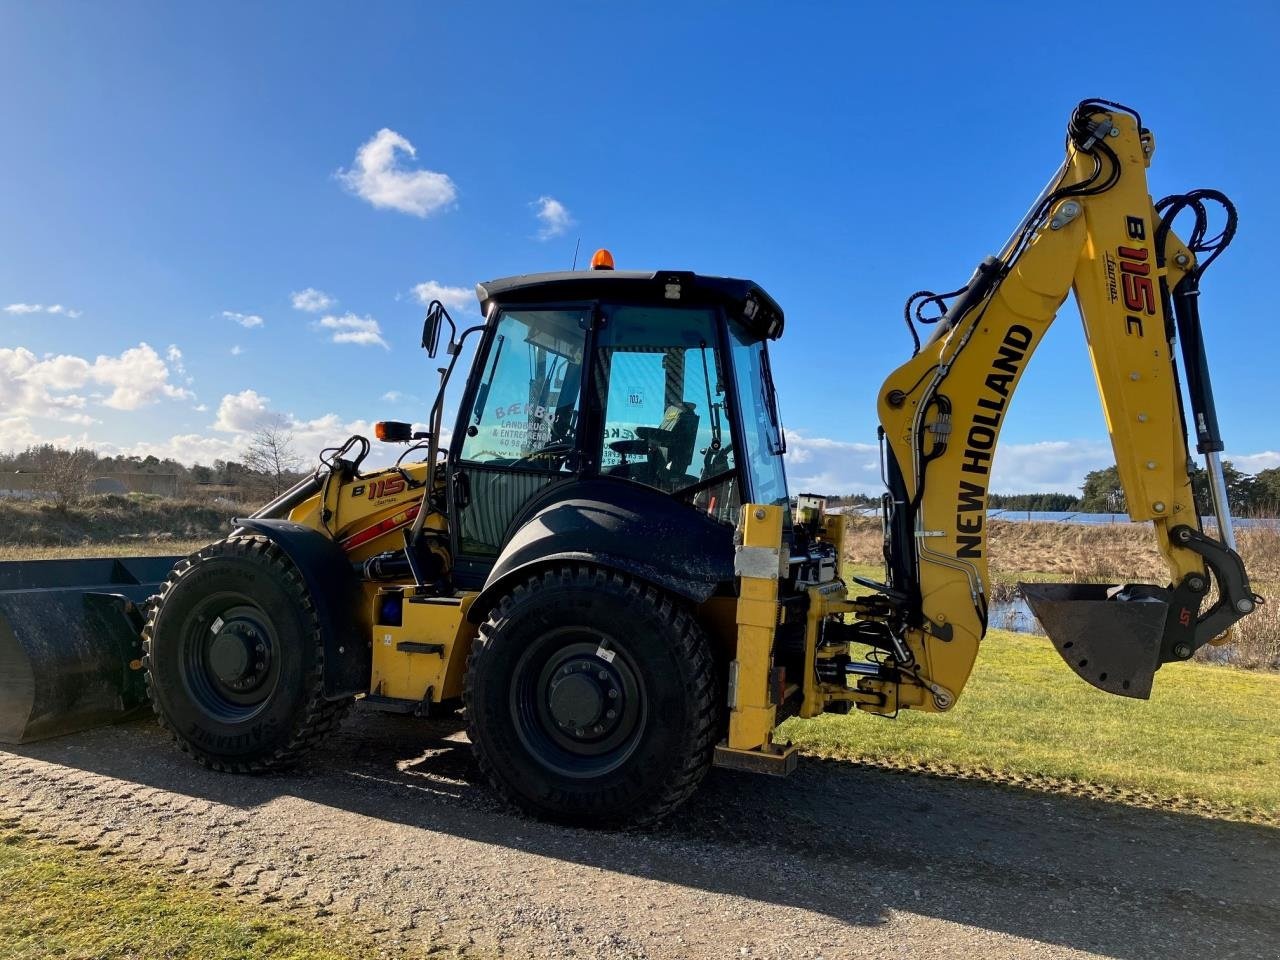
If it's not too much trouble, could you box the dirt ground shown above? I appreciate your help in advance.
[2,710,1277,960]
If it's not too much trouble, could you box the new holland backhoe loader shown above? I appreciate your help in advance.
[0,99,1261,826]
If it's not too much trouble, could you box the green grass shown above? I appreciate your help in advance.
[780,628,1280,812]
[0,830,441,960]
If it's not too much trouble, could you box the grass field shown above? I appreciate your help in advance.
[0,830,446,960]
[781,628,1280,813]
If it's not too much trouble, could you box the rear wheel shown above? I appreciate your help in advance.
[142,536,349,772]
[465,565,718,827]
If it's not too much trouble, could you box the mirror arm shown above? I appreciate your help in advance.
[405,318,491,589]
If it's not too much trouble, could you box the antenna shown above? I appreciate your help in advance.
[570,237,581,270]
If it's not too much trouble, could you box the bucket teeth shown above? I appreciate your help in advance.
[1019,582,1171,699]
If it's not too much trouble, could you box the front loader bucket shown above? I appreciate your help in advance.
[0,557,178,743]
[1019,581,1173,700]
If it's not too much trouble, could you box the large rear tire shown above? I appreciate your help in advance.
[142,535,349,772]
[464,565,719,827]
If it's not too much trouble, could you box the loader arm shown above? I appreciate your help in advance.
[870,100,1259,708]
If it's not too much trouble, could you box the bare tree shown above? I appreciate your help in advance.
[243,417,302,497]
[31,445,96,512]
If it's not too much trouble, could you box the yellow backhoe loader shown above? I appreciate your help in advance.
[0,99,1261,826]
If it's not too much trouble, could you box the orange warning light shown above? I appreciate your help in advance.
[590,248,615,271]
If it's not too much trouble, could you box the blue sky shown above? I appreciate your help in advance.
[2,2,1278,493]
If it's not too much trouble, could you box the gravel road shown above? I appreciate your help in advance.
[2,709,1276,959]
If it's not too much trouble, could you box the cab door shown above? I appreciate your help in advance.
[448,306,592,588]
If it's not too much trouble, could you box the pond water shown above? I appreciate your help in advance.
[988,596,1041,634]
[838,507,1278,528]
[984,591,1241,667]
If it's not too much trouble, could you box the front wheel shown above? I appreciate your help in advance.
[464,566,719,827]
[142,536,349,772]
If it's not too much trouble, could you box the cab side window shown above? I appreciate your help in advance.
[593,306,736,507]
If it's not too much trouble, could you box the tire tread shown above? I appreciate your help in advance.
[464,564,718,828]
[141,535,349,773]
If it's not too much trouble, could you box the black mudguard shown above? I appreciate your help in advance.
[468,478,735,624]
[233,519,369,699]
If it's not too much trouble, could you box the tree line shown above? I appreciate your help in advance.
[817,462,1280,517]
[1079,462,1280,516]
[0,421,304,511]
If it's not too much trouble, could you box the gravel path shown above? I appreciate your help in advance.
[2,709,1276,959]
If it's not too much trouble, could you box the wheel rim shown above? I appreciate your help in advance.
[178,594,282,722]
[510,628,646,778]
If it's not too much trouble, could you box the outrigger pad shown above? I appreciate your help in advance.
[1019,582,1171,700]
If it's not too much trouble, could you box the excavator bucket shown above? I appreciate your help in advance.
[0,556,178,743]
[1019,581,1173,700]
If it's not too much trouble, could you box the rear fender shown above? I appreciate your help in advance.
[233,519,369,699]
[467,480,734,624]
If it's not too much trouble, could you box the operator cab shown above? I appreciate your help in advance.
[443,261,790,587]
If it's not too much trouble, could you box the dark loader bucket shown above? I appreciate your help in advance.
[0,556,179,743]
[1019,581,1174,700]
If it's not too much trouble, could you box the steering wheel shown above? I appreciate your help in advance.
[702,440,733,474]
[609,438,652,458]
[634,426,676,447]
[511,441,575,468]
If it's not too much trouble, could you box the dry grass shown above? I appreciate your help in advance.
[0,494,244,548]
[844,516,1279,670]
[0,539,210,561]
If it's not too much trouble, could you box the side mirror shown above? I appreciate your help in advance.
[422,302,447,358]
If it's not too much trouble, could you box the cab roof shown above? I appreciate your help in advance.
[474,269,785,340]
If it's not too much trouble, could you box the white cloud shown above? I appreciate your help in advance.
[196,390,434,470]
[104,432,244,466]
[223,310,264,329]
[291,288,336,313]
[0,342,191,422]
[230,345,244,356]
[0,415,45,450]
[784,432,880,494]
[988,440,1115,494]
[90,343,195,410]
[316,312,389,349]
[383,390,404,403]
[166,345,186,378]
[1231,450,1280,474]
[213,389,273,433]
[532,195,573,240]
[411,280,475,314]
[4,303,82,318]
[0,415,86,453]
[337,128,456,218]
[783,431,1120,496]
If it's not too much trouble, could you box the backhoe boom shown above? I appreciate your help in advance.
[871,100,1260,706]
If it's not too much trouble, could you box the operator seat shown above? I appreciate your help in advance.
[658,402,699,478]
[610,403,700,490]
